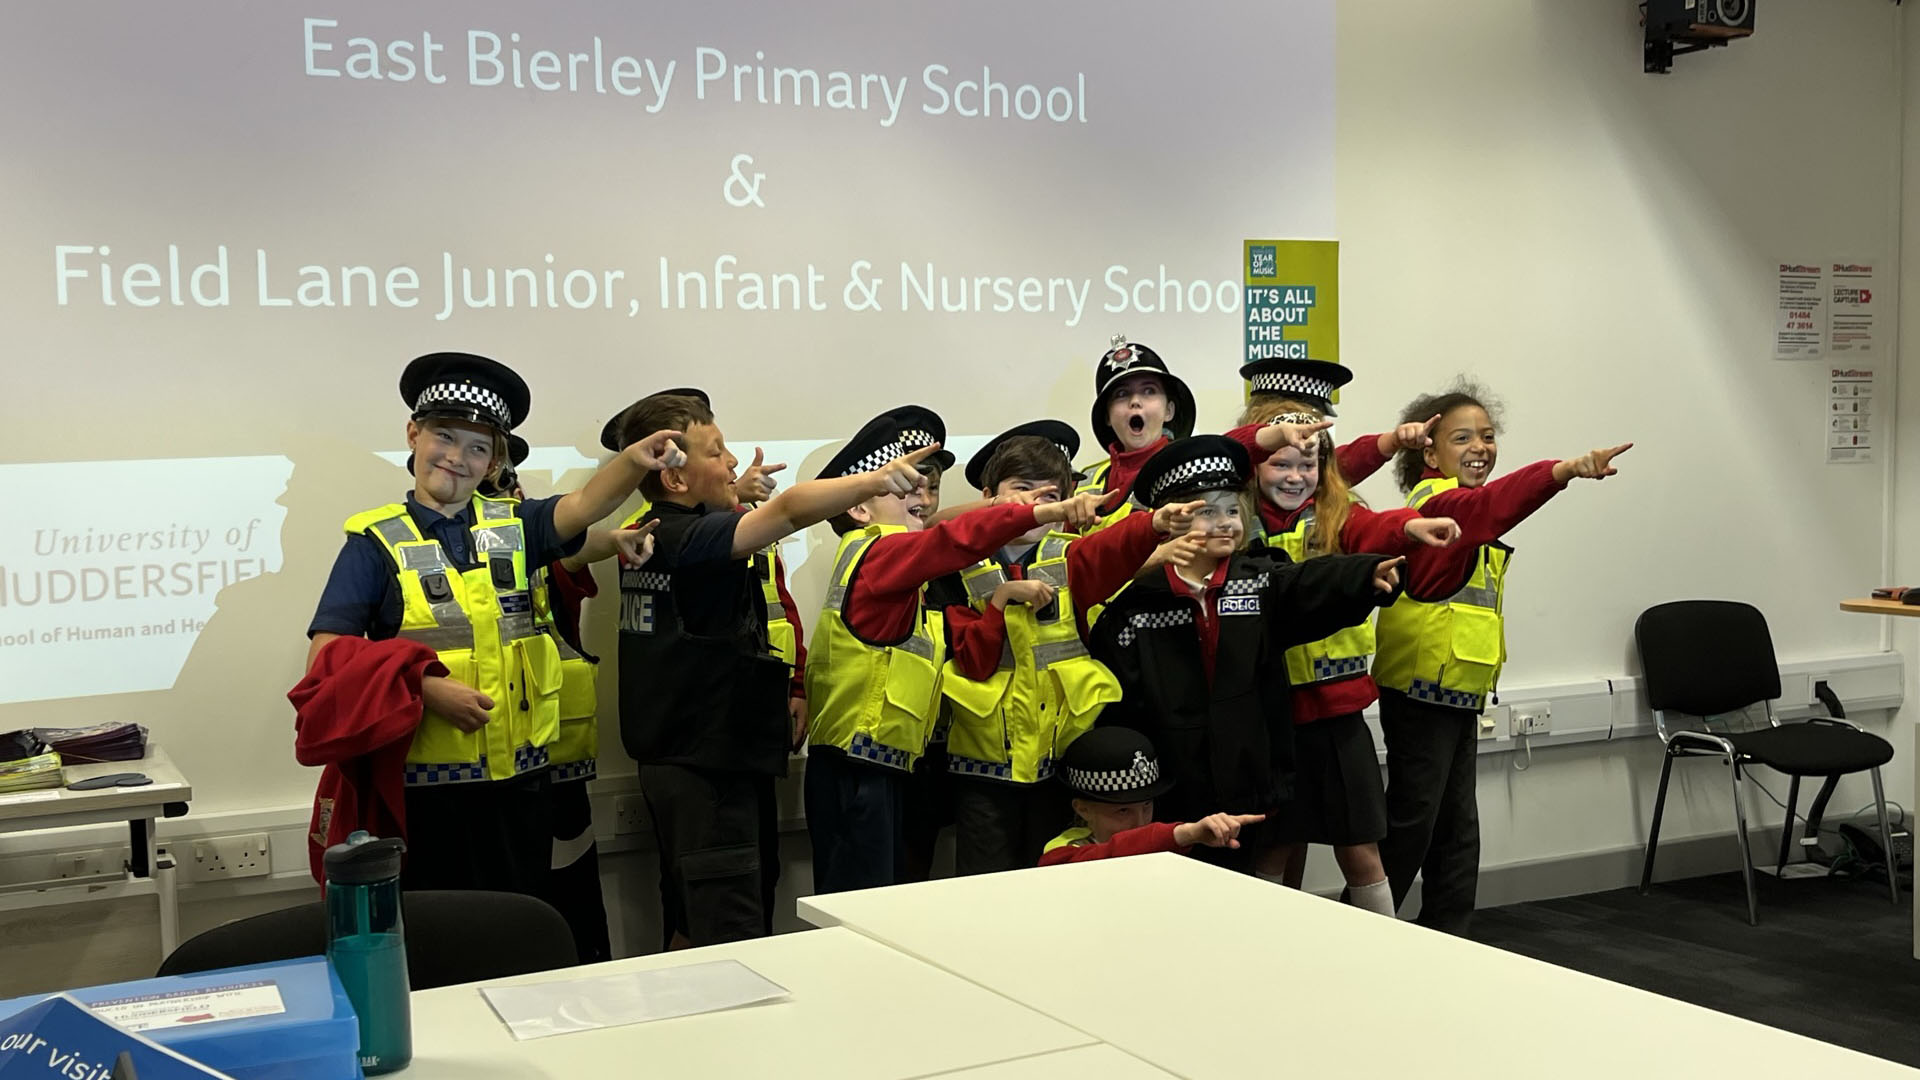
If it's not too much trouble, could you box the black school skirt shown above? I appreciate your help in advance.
[1270,711,1388,846]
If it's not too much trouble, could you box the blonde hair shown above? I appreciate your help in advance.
[1241,398,1359,557]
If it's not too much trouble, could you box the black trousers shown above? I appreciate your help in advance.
[902,740,956,882]
[953,777,1069,874]
[542,778,612,965]
[1377,691,1481,935]
[641,764,778,948]
[804,748,907,894]
[402,770,553,896]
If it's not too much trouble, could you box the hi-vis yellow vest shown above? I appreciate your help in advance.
[346,495,570,785]
[1263,504,1376,688]
[1072,459,1135,535]
[1372,478,1511,712]
[941,534,1122,784]
[623,504,798,666]
[530,562,600,783]
[805,525,947,772]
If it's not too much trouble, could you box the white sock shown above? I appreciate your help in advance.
[1348,878,1394,916]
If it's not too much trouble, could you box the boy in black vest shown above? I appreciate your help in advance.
[610,392,938,946]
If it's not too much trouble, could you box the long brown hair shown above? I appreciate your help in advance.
[1242,398,1358,557]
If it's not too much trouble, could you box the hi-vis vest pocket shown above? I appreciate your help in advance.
[878,645,943,751]
[557,653,597,723]
[1043,657,1121,753]
[1448,604,1503,667]
[412,646,482,767]
[518,633,564,749]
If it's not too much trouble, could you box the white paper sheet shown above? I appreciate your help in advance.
[479,960,790,1041]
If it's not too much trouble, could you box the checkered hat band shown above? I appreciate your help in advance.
[416,382,511,425]
[897,429,938,449]
[1152,455,1237,503]
[1251,371,1335,398]
[842,440,907,477]
[1066,751,1160,795]
[1052,442,1074,460]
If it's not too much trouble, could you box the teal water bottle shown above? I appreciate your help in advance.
[324,831,411,1074]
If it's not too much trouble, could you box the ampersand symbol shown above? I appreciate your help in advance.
[723,153,765,208]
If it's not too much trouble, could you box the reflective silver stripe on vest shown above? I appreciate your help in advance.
[1408,481,1441,507]
[1027,563,1069,590]
[497,611,539,642]
[473,524,525,553]
[399,626,476,651]
[401,545,447,572]
[477,498,515,521]
[896,631,936,661]
[371,517,420,550]
[1450,582,1499,610]
[1032,638,1089,668]
[966,567,1010,601]
[1037,536,1072,562]
[825,535,879,611]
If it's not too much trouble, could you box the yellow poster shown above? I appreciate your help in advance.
[1242,239,1339,368]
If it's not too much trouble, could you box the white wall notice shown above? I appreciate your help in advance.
[1827,259,1881,356]
[1828,366,1874,463]
[1775,260,1826,359]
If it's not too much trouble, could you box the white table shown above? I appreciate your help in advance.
[802,853,1920,1079]
[0,746,191,957]
[406,926,1105,1079]
[941,1045,1177,1078]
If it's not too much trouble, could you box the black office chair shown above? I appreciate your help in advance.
[158,890,579,990]
[1635,600,1898,925]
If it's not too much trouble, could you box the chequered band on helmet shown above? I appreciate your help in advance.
[1065,750,1160,795]
[1151,455,1237,504]
[897,428,938,450]
[1251,371,1336,398]
[415,382,512,426]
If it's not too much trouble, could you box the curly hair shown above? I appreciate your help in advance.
[1391,378,1504,494]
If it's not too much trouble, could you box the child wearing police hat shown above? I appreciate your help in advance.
[1088,435,1405,874]
[605,390,955,946]
[1039,727,1263,865]
[933,420,1201,874]
[1069,335,1195,522]
[1233,356,1443,488]
[300,351,684,895]
[1372,380,1630,934]
[805,406,1117,893]
[1225,386,1464,916]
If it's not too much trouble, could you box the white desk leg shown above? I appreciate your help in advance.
[155,842,180,960]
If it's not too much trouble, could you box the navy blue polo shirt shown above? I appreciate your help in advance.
[307,493,585,641]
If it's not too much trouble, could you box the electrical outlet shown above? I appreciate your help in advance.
[53,849,111,880]
[1510,701,1552,737]
[612,795,648,835]
[186,833,271,882]
[1479,704,1509,740]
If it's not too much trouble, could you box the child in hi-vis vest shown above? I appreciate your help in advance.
[1372,379,1629,934]
[1226,387,1460,917]
[938,421,1198,874]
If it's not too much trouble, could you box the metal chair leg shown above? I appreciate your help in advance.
[1871,767,1900,905]
[1777,773,1801,874]
[1641,750,1675,893]
[1730,760,1759,926]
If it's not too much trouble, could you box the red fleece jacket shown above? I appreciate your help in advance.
[290,636,443,885]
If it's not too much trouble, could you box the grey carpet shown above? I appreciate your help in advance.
[1472,871,1918,1067]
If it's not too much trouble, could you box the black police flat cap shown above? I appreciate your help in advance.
[1239,357,1352,415]
[400,352,529,433]
[1058,726,1176,803]
[964,419,1080,493]
[819,405,948,481]
[1129,435,1251,507]
[600,388,712,452]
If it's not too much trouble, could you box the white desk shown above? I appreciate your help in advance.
[0,746,191,957]
[942,1045,1177,1078]
[802,853,1920,1080]
[406,927,1101,1079]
